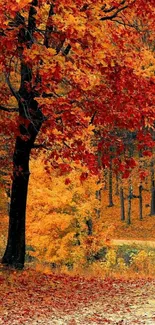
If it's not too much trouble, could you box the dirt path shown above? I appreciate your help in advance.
[111,239,155,248]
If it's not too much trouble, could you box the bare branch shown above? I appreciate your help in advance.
[102,0,126,13]
[0,105,18,113]
[8,12,25,27]
[63,44,71,56]
[0,29,5,36]
[113,19,135,28]
[63,141,71,149]
[100,4,128,21]
[32,142,52,150]
[90,111,97,125]
[32,143,46,148]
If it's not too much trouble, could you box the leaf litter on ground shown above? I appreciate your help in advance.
[0,265,155,324]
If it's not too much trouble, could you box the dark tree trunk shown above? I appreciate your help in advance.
[95,182,101,218]
[139,185,143,220]
[2,98,44,269]
[120,186,125,221]
[86,218,93,235]
[74,219,81,246]
[2,138,31,269]
[108,158,114,207]
[127,185,132,225]
[150,158,154,186]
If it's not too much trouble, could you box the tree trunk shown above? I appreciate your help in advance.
[139,185,143,220]
[95,181,101,218]
[2,138,31,269]
[86,218,93,235]
[120,186,125,221]
[108,158,114,207]
[2,99,44,269]
[127,185,132,225]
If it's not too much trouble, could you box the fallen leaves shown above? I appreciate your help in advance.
[0,266,155,324]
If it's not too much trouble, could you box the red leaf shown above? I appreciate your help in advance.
[80,172,88,182]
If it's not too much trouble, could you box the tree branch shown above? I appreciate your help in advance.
[100,4,128,21]
[0,105,18,112]
[112,19,135,28]
[32,142,52,150]
[102,0,126,13]
[63,44,71,56]
[90,111,97,125]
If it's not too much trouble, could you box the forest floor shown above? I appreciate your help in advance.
[0,266,155,325]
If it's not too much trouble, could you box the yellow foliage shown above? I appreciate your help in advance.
[105,249,117,268]
[117,258,127,272]
[130,250,155,276]
[26,154,104,268]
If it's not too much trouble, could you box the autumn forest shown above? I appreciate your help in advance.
[0,0,155,324]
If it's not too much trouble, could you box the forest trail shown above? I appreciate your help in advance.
[111,239,155,248]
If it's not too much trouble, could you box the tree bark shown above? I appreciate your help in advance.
[95,181,101,218]
[139,185,143,220]
[86,218,93,235]
[127,184,132,225]
[2,139,31,268]
[120,186,125,221]
[108,158,114,207]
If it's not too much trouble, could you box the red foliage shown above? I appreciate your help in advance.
[0,0,154,177]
